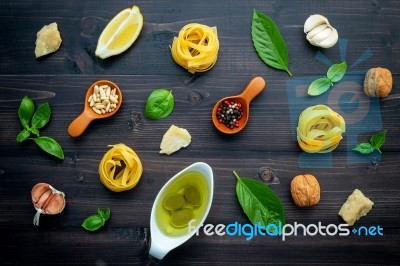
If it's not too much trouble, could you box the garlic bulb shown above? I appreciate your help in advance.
[31,183,66,226]
[304,14,338,48]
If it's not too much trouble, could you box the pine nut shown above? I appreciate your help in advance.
[92,107,101,114]
[99,87,106,98]
[89,84,119,115]
[109,95,118,103]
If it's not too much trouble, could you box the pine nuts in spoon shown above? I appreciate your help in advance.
[88,84,119,114]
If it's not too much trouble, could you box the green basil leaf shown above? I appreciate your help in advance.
[251,9,292,76]
[352,142,375,154]
[18,96,35,128]
[307,77,332,96]
[33,136,64,159]
[16,129,30,142]
[370,129,386,152]
[144,89,174,120]
[234,171,285,230]
[327,62,347,82]
[31,102,51,129]
[97,208,110,220]
[29,127,40,137]
[97,208,105,218]
[81,215,104,231]
[103,208,111,221]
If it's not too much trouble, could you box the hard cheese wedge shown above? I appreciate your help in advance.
[160,125,191,155]
[35,22,62,58]
[338,189,374,226]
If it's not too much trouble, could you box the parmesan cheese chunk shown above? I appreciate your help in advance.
[160,125,191,155]
[338,189,374,226]
[35,22,62,58]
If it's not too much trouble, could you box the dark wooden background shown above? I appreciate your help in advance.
[1,0,399,265]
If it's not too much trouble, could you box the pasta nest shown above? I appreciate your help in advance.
[170,23,219,74]
[297,105,346,153]
[99,144,143,192]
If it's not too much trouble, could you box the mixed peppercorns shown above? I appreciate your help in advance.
[216,100,243,129]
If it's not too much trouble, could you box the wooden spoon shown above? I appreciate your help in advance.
[68,80,122,137]
[212,76,266,134]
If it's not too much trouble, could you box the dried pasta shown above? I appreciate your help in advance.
[297,105,346,153]
[170,23,219,74]
[99,144,143,192]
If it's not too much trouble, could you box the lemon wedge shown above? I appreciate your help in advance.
[95,5,143,59]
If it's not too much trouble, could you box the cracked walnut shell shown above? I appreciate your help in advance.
[364,67,392,98]
[290,174,320,207]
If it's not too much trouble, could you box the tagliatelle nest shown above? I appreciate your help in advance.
[170,23,219,74]
[297,105,346,153]
[99,144,143,192]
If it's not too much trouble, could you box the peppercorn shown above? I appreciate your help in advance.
[216,100,243,129]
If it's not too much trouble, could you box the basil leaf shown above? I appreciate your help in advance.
[327,62,347,82]
[370,129,386,152]
[103,208,111,221]
[307,77,332,96]
[33,136,64,159]
[234,171,285,229]
[16,129,30,142]
[18,96,35,128]
[144,89,174,120]
[353,142,375,154]
[251,9,292,76]
[81,215,104,231]
[97,208,110,221]
[31,102,51,129]
[29,127,40,137]
[97,208,105,218]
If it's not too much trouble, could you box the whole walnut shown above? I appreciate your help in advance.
[364,67,392,97]
[290,174,320,207]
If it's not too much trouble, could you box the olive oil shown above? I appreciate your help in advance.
[155,171,210,236]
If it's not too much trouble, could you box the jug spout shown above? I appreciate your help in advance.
[149,238,171,260]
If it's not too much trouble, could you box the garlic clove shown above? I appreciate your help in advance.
[31,183,50,203]
[318,28,339,48]
[310,27,333,45]
[304,14,338,48]
[31,183,66,226]
[34,189,52,209]
[44,193,66,214]
[306,24,327,40]
[304,14,328,33]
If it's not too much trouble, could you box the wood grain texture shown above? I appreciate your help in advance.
[0,0,399,265]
